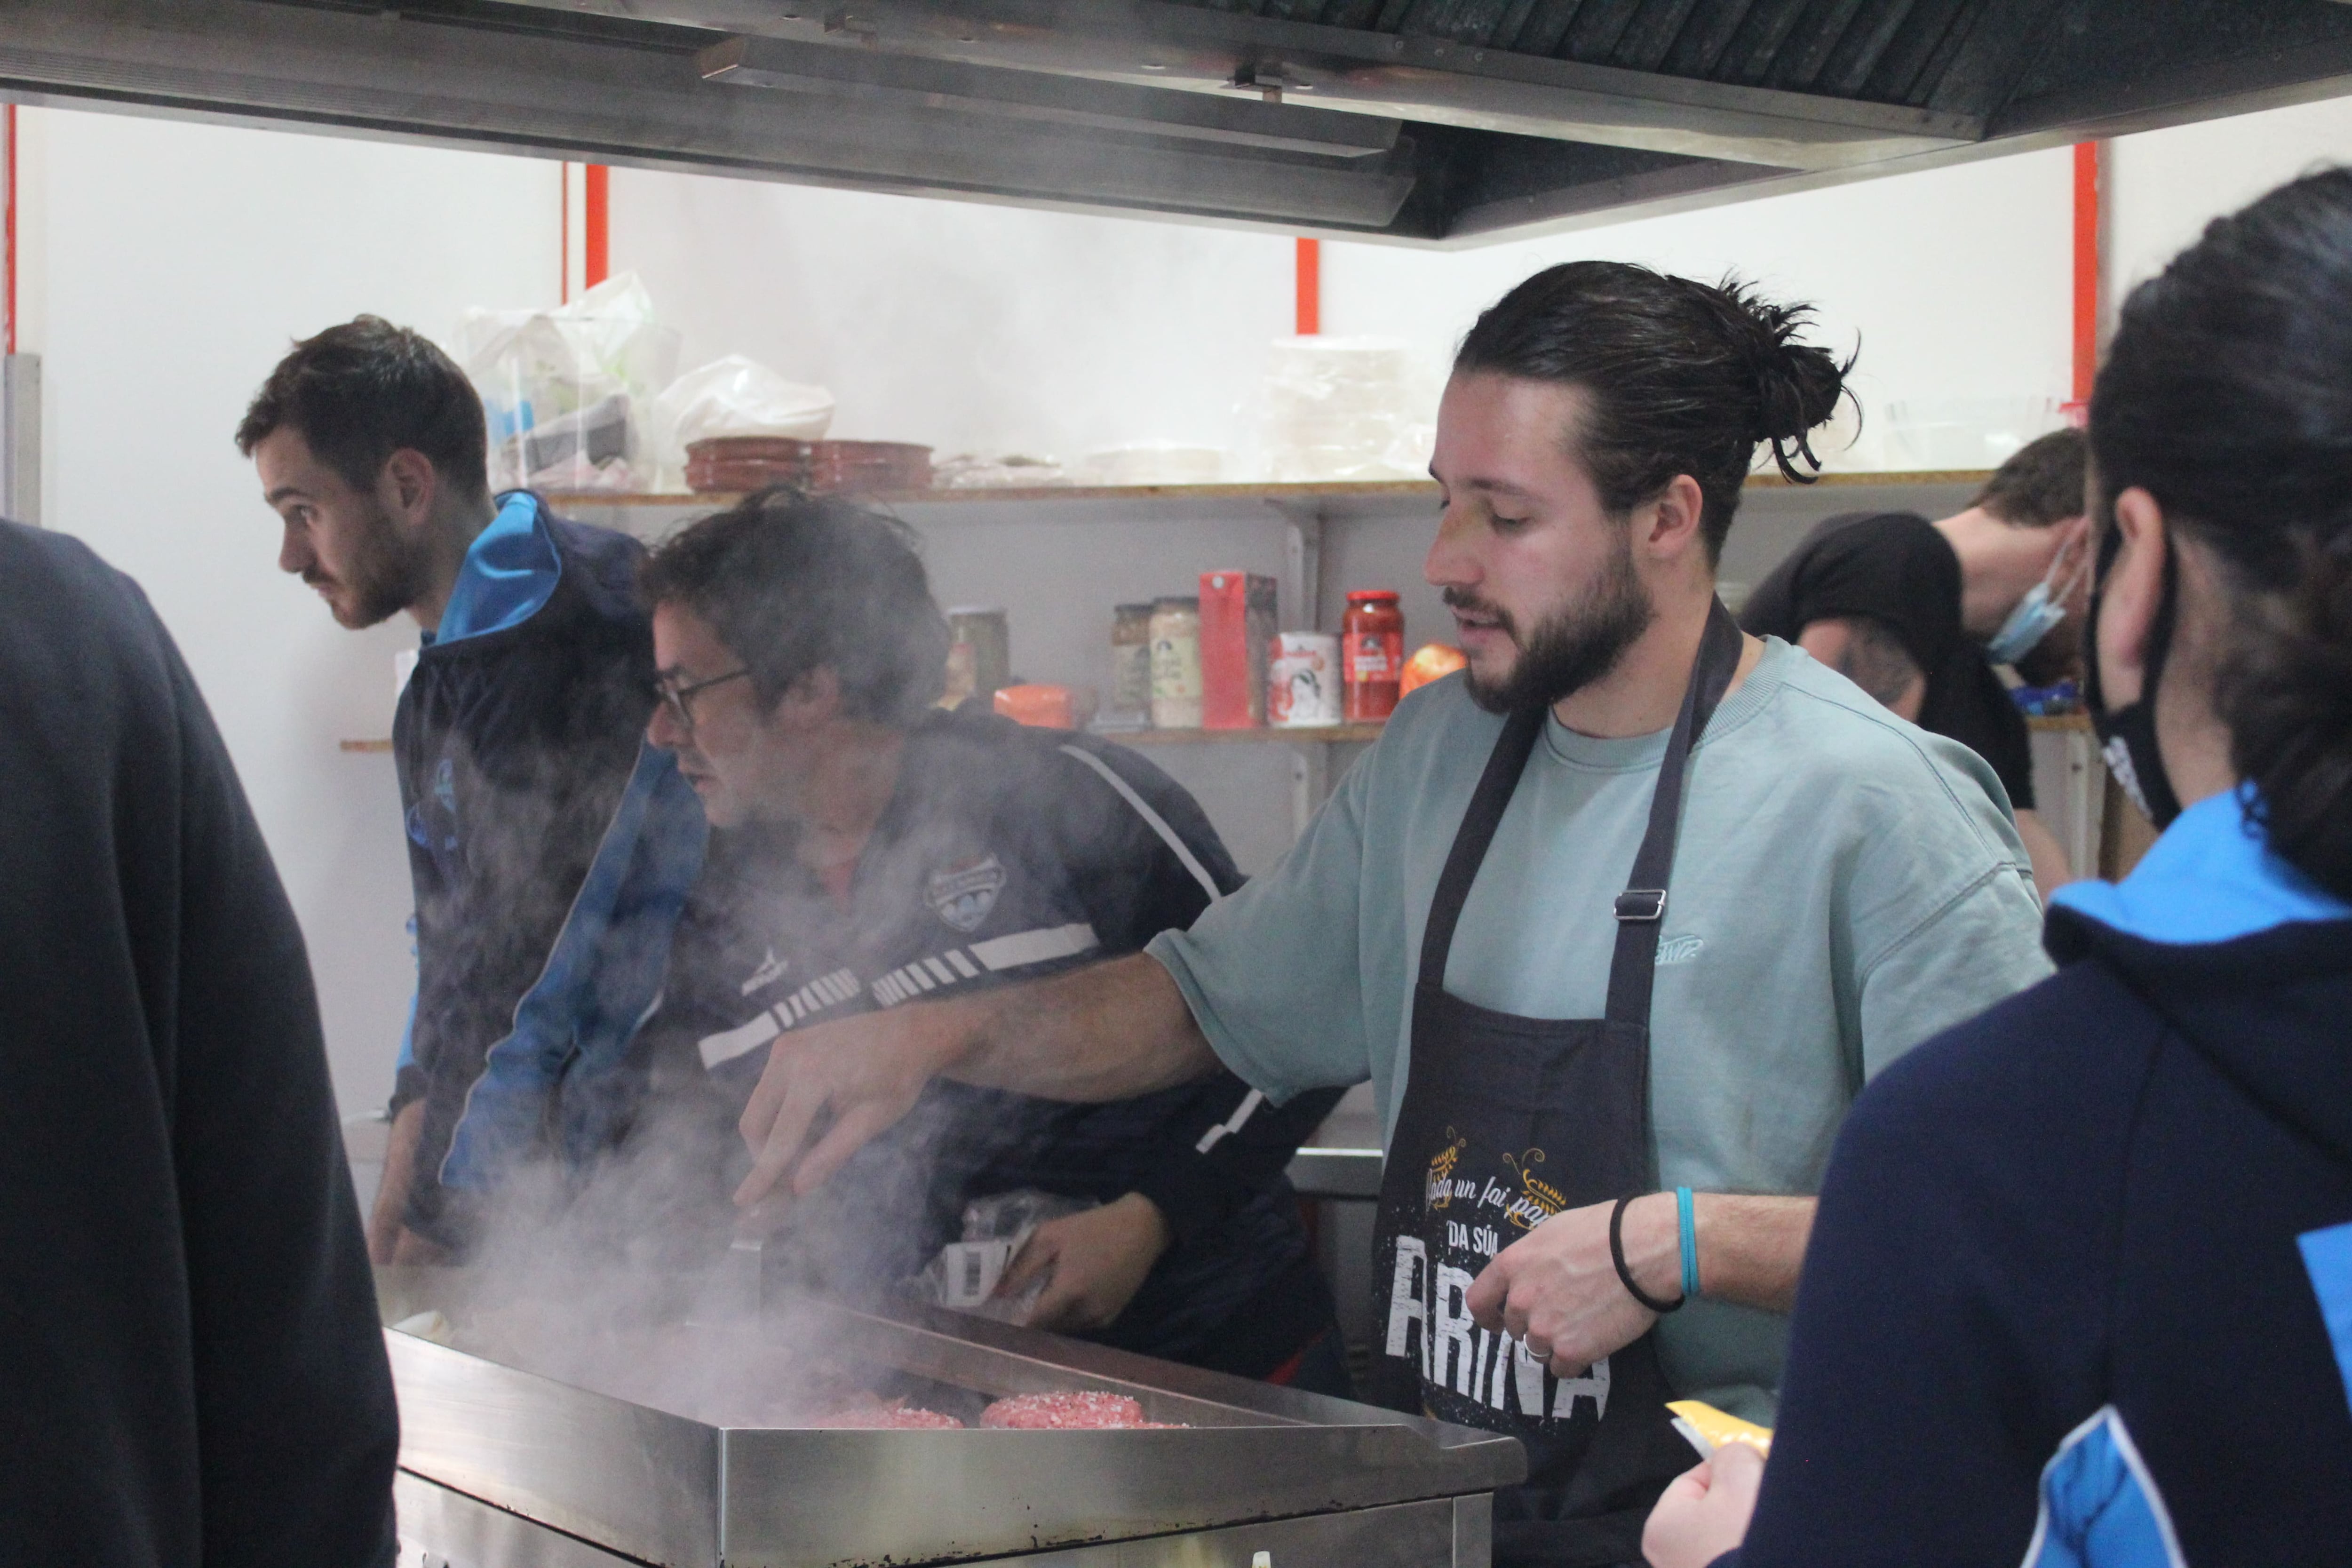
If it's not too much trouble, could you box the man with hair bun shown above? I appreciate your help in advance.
[1740,427,2094,896]
[728,263,2050,1565]
[1645,167,2352,1568]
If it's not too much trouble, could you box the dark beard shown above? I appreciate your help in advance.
[1453,532,1655,715]
[319,498,435,629]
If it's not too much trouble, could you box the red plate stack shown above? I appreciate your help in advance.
[685,437,934,495]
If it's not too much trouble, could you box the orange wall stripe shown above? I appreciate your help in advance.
[585,165,612,290]
[1295,236,1320,336]
[2072,141,2101,406]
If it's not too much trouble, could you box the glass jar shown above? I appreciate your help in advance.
[1341,589,1405,721]
[1148,597,1204,730]
[1110,602,1155,724]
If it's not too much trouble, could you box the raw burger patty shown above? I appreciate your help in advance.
[818,1401,966,1430]
[980,1392,1148,1430]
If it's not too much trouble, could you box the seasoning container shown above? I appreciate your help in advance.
[1198,570,1279,729]
[946,606,1011,710]
[1109,603,1155,726]
[1269,632,1342,727]
[1342,590,1405,721]
[1148,596,1204,730]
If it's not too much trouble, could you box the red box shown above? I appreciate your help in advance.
[1198,570,1279,728]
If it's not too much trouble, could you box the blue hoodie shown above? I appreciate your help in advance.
[1723,787,2352,1568]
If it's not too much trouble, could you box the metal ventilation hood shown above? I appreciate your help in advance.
[6,0,2352,244]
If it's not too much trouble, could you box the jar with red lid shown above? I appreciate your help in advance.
[1341,590,1405,721]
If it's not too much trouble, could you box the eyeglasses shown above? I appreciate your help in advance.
[653,667,751,733]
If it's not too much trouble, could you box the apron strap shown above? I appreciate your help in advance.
[1601,599,1745,1030]
[1417,704,1546,989]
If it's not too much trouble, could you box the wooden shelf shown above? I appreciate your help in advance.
[2025,712,2093,732]
[1111,722,1386,746]
[546,471,1992,510]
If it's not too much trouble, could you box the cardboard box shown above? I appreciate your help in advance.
[1198,570,1279,728]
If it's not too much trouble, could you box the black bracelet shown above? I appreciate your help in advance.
[1609,1193,1685,1315]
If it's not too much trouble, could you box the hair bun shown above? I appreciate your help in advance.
[1689,276,1852,481]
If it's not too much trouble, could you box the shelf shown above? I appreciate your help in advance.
[545,470,1993,510]
[1111,722,1387,746]
[2025,712,2093,732]
[340,739,394,753]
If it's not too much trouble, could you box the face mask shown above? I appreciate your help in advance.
[2083,518,2184,828]
[1985,527,2092,665]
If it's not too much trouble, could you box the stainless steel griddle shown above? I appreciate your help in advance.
[379,1267,1522,1568]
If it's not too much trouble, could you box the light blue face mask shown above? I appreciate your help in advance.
[1986,528,2092,665]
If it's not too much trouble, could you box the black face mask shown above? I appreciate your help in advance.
[2083,515,2185,828]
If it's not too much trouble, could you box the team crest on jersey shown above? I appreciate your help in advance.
[926,853,1007,932]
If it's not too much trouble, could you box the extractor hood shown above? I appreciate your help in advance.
[6,0,2352,244]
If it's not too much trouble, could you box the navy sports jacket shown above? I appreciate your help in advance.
[633,705,1343,1375]
[392,493,662,1247]
[1724,787,2352,1568]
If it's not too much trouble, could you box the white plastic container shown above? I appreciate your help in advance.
[1268,631,1342,727]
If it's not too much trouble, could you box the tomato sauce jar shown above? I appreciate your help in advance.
[1341,590,1405,721]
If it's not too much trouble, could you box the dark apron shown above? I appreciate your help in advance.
[1368,602,1743,1568]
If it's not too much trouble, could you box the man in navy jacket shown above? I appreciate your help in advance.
[241,316,684,1258]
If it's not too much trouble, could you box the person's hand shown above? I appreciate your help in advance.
[735,999,974,1209]
[1464,1194,1677,1375]
[388,1226,451,1266]
[366,1100,428,1265]
[998,1194,1174,1332]
[1642,1442,1765,1568]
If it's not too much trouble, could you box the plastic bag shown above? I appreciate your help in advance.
[458,272,681,493]
[649,355,834,491]
[1255,335,1435,482]
[907,1189,1097,1324]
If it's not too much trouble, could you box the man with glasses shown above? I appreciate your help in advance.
[491,487,1354,1390]
[241,317,675,1262]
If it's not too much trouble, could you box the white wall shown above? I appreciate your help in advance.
[20,107,561,1118]
[616,148,2074,472]
[613,173,1295,460]
[2106,95,2352,310]
[19,90,2352,1114]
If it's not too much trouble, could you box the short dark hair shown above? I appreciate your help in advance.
[1454,262,1850,563]
[638,487,949,726]
[2091,166,2352,898]
[236,316,488,500]
[1971,428,2088,527]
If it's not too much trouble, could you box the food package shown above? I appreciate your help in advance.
[459,271,681,493]
[993,683,1098,730]
[651,355,834,490]
[1257,336,1434,482]
[934,453,1068,489]
[1668,1399,1774,1458]
[910,1189,1097,1322]
[1074,442,1225,486]
[1199,571,1279,728]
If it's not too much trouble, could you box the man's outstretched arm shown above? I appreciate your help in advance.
[735,953,1217,1208]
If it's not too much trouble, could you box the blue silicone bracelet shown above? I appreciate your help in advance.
[1676,1187,1700,1302]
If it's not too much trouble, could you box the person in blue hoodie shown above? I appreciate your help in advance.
[240,318,698,1261]
[1642,167,2352,1568]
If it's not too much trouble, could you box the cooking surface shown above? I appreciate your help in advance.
[378,1266,1522,1568]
